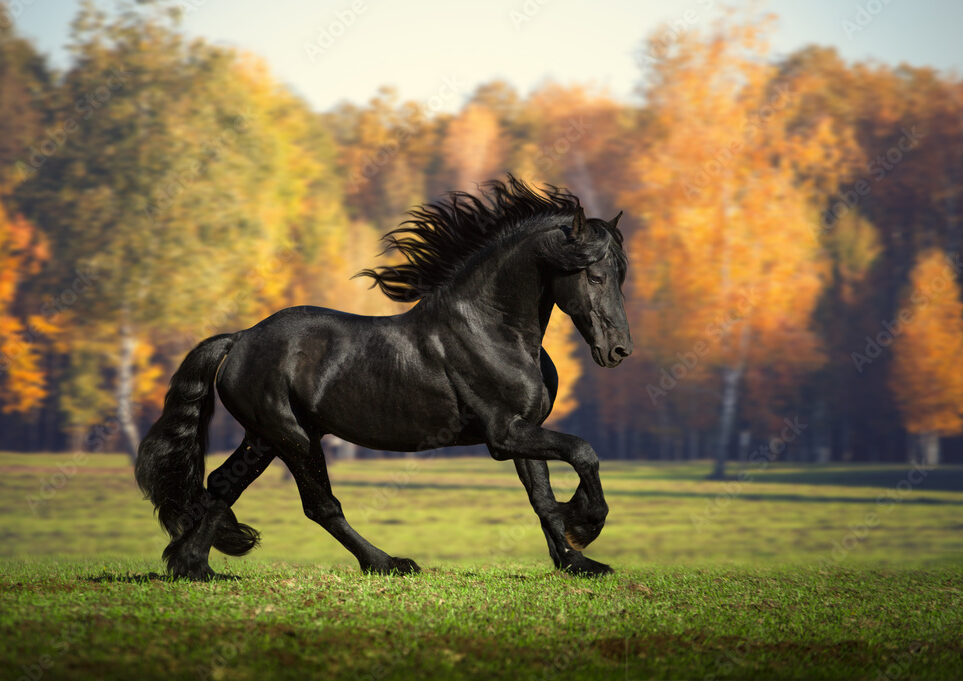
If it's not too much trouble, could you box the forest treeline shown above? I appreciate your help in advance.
[1,3,962,468]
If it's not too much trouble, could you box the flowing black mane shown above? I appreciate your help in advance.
[358,175,598,302]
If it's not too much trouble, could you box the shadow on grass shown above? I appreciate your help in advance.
[83,572,243,584]
[605,488,963,505]
[333,479,963,505]
[334,463,963,492]
[742,467,963,492]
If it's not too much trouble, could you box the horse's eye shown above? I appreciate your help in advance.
[587,274,604,285]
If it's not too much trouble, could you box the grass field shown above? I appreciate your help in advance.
[2,452,962,680]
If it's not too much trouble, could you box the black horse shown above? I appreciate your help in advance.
[135,176,631,579]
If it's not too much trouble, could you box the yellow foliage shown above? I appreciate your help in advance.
[133,339,166,409]
[620,13,830,422]
[542,307,582,423]
[889,250,963,435]
[0,202,51,413]
[442,104,503,189]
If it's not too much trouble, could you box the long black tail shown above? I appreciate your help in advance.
[134,333,259,558]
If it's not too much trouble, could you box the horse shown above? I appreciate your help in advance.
[135,175,632,579]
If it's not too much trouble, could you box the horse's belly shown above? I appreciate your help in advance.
[323,407,478,452]
[314,381,477,452]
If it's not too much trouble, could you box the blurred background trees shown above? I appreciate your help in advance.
[1,2,962,467]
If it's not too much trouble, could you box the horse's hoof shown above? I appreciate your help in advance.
[561,494,608,550]
[389,557,421,575]
[560,553,614,578]
[363,556,421,576]
[169,562,215,581]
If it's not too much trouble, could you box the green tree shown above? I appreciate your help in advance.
[17,3,345,459]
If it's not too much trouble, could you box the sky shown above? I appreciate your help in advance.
[9,0,963,113]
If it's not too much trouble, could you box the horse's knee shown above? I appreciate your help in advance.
[571,441,599,474]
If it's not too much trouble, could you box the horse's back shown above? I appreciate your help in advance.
[216,305,470,451]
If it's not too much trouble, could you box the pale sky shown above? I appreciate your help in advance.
[10,0,963,112]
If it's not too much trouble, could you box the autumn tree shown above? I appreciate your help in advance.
[622,15,833,476]
[0,6,53,415]
[0,203,50,413]
[888,250,963,464]
[17,4,347,459]
[441,103,504,190]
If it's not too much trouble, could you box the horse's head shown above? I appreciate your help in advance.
[541,207,631,368]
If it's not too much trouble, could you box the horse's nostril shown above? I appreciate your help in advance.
[613,345,630,358]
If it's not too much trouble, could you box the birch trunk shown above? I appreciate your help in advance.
[117,320,140,465]
[710,323,750,479]
[917,432,940,466]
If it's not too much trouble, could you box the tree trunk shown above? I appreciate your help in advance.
[917,432,941,466]
[328,436,358,461]
[616,421,628,459]
[686,430,699,460]
[738,428,751,462]
[710,363,743,479]
[117,320,140,464]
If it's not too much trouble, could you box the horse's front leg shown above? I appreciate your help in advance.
[487,418,612,576]
[512,460,606,566]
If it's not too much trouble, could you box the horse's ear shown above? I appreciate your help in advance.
[608,211,623,229]
[571,206,587,239]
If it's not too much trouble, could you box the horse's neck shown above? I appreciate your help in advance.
[442,235,552,350]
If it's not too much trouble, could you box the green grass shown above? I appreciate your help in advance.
[1,452,962,679]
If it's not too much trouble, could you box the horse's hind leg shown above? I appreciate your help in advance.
[163,498,231,580]
[207,437,275,506]
[163,437,272,579]
[276,424,420,575]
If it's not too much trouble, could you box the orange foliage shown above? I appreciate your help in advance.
[620,15,830,429]
[889,250,963,436]
[0,202,51,412]
[442,104,504,189]
[542,308,582,424]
